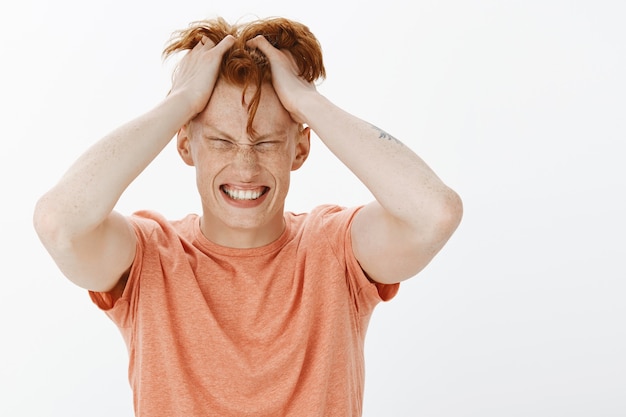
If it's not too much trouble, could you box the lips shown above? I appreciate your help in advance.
[220,185,269,201]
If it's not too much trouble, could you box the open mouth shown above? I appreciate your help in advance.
[220,185,269,201]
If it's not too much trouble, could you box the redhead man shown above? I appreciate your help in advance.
[34,16,462,417]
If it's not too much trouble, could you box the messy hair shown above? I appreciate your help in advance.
[163,17,326,134]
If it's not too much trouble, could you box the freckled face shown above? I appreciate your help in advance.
[177,81,310,248]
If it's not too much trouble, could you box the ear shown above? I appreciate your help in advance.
[177,124,195,166]
[291,126,311,171]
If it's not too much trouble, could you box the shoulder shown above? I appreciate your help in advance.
[128,210,199,242]
[310,204,363,237]
[285,204,363,253]
[287,204,363,228]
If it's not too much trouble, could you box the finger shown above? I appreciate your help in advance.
[193,36,212,50]
[212,34,236,53]
[205,35,235,55]
[200,36,214,47]
[246,35,277,58]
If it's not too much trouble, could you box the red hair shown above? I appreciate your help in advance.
[163,17,326,134]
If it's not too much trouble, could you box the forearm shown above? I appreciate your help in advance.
[302,93,460,229]
[36,92,193,235]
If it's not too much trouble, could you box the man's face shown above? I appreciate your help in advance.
[177,80,310,248]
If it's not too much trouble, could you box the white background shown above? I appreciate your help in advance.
[1,0,624,416]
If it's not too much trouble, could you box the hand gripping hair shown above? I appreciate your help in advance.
[163,17,326,134]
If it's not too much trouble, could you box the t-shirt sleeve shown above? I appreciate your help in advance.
[87,212,155,329]
[319,205,400,315]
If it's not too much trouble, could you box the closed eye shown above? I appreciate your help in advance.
[254,141,282,152]
[206,138,236,150]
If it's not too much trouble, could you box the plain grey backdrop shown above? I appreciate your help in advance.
[1,0,624,416]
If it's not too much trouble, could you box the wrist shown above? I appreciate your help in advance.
[159,91,200,128]
[293,91,331,126]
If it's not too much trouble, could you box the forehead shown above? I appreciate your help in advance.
[193,81,296,139]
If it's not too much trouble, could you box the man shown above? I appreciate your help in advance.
[33,16,462,417]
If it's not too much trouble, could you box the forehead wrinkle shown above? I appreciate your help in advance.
[249,130,290,142]
[200,125,236,141]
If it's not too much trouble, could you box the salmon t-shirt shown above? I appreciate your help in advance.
[90,205,399,416]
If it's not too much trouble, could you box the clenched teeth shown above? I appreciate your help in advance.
[221,186,268,200]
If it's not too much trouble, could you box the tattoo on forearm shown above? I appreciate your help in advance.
[371,125,403,145]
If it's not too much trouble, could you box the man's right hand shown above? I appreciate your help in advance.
[32,37,237,294]
[169,35,236,118]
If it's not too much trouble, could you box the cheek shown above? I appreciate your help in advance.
[194,166,210,192]
[192,153,223,188]
[266,154,296,176]
[270,161,295,192]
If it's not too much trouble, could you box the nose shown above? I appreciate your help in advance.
[232,144,260,178]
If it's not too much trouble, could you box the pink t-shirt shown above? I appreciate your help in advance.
[90,205,398,416]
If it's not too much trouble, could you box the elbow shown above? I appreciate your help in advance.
[440,188,463,235]
[422,187,463,247]
[33,193,71,250]
[33,195,59,248]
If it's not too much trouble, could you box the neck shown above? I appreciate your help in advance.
[199,215,286,249]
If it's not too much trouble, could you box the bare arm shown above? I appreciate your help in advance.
[33,36,235,292]
[248,36,463,284]
[303,100,463,284]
